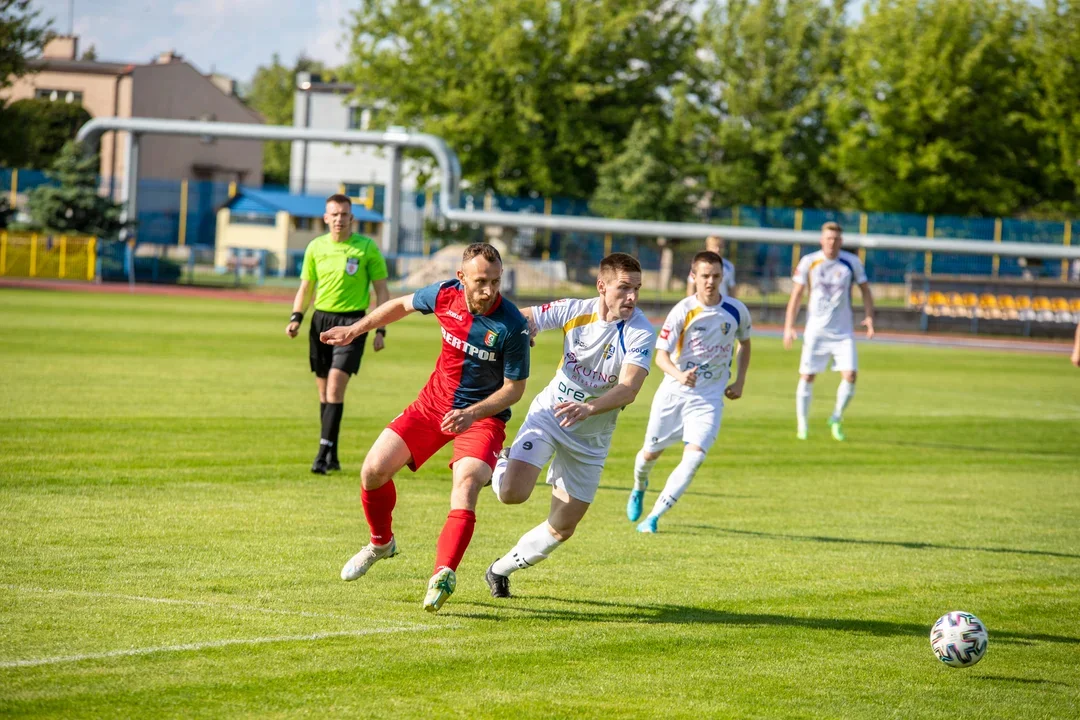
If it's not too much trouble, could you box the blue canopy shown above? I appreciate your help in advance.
[227,187,384,222]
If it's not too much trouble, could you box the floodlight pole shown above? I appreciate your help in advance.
[75,117,1080,261]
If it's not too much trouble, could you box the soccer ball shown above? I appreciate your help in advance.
[930,611,988,668]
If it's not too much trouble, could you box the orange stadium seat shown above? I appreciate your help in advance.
[998,295,1016,309]
[1015,296,1032,310]
[978,294,1001,319]
[1071,298,1080,312]
[909,291,926,307]
[1033,296,1052,311]
[1051,297,1070,312]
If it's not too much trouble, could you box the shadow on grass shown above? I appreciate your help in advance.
[456,596,1080,646]
[678,525,1080,560]
[595,484,753,500]
[881,440,1080,459]
[974,675,1070,686]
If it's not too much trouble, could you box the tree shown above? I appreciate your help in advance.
[341,0,698,198]
[695,0,849,210]
[27,141,124,237]
[825,0,1041,216]
[1,98,91,168]
[0,0,52,164]
[246,55,333,186]
[591,119,694,221]
[1024,0,1080,214]
[80,44,97,61]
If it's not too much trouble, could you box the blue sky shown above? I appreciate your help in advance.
[31,0,352,81]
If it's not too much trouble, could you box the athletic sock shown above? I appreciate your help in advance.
[796,378,813,432]
[633,449,657,492]
[648,449,707,520]
[490,454,508,501]
[326,402,344,461]
[433,509,476,572]
[832,380,855,422]
[361,481,396,545]
[491,522,563,576]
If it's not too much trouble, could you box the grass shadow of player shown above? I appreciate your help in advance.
[677,525,1080,560]
[595,484,753,500]
[459,596,1080,646]
[974,675,1069,687]
[882,440,1080,459]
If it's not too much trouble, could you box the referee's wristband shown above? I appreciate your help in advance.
[289,312,304,324]
[375,328,386,337]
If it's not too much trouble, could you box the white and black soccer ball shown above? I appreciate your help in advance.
[931,611,988,668]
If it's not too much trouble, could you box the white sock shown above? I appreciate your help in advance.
[490,455,508,501]
[491,522,563,576]
[647,449,707,520]
[832,380,855,421]
[796,378,813,432]
[633,449,657,492]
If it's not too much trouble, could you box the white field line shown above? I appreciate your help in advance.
[2,585,366,623]
[1,627,440,669]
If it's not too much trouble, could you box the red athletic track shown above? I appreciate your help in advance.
[1,277,1073,356]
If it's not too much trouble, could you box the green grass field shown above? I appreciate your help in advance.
[2,287,1078,719]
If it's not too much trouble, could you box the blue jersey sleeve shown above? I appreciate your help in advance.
[411,280,444,315]
[502,321,531,381]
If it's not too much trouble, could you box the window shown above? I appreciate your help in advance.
[35,88,83,104]
[294,217,313,231]
[229,213,276,226]
[348,106,377,130]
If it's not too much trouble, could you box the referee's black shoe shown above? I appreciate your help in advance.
[485,562,511,598]
[326,452,341,472]
[311,447,330,475]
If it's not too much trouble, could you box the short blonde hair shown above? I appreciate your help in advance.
[821,222,843,234]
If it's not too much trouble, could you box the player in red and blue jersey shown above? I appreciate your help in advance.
[320,243,530,612]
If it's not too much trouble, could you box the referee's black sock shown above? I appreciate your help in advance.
[321,402,344,461]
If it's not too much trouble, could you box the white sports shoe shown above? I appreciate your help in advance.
[340,537,398,581]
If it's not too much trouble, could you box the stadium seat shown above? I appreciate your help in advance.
[1071,298,1080,313]
[978,294,1001,319]
[909,291,926,307]
[1015,296,1032,310]
[926,291,948,316]
[1051,298,1074,323]
[997,295,1019,320]
[1033,296,1052,311]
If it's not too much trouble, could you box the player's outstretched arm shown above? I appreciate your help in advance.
[783,283,805,350]
[554,364,649,428]
[320,294,417,346]
[440,378,528,434]
[286,279,315,338]
[369,279,391,351]
[656,349,697,388]
[725,339,752,400]
[858,282,876,339]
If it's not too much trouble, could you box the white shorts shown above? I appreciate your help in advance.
[799,333,857,375]
[642,386,722,453]
[507,402,612,504]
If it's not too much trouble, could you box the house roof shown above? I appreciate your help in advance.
[228,187,385,222]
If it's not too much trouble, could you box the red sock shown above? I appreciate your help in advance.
[361,481,396,545]
[433,509,476,572]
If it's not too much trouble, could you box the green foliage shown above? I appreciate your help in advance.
[0,0,49,93]
[826,0,1042,215]
[342,0,697,198]
[1024,0,1080,215]
[246,55,333,186]
[0,98,92,169]
[27,141,124,238]
[697,0,848,209]
[0,0,51,165]
[591,119,694,221]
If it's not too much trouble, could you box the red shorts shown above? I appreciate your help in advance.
[388,401,506,472]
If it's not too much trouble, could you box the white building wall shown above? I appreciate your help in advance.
[289,89,422,196]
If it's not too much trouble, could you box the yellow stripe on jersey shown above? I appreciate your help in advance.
[676,305,704,357]
[809,258,825,273]
[562,312,599,334]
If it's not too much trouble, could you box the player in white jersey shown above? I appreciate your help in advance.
[628,251,752,532]
[483,253,655,598]
[686,235,736,298]
[783,222,875,441]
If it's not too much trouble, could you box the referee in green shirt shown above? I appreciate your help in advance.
[286,194,390,474]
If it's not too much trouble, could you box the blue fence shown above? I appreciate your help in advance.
[3,166,1076,282]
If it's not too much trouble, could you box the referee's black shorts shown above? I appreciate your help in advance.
[309,309,369,378]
